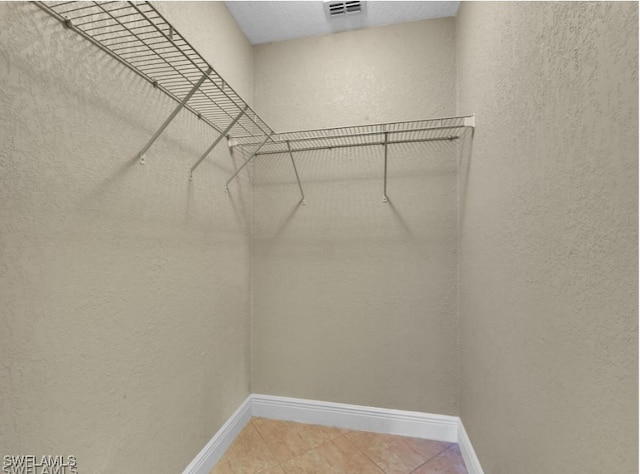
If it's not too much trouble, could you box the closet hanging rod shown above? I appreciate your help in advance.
[247,136,458,156]
[232,125,465,149]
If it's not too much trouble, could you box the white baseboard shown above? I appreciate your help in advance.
[181,396,252,474]
[250,394,459,443]
[183,394,484,474]
[457,418,484,474]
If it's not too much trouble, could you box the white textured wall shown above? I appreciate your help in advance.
[254,18,456,130]
[0,2,253,472]
[251,18,460,414]
[456,2,638,473]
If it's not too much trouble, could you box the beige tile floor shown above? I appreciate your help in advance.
[211,417,467,474]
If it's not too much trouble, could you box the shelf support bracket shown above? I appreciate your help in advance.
[137,68,212,164]
[189,105,248,180]
[286,141,306,205]
[383,132,389,203]
[225,134,272,192]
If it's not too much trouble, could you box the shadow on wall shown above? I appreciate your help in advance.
[252,140,461,258]
[457,127,475,233]
[252,139,459,186]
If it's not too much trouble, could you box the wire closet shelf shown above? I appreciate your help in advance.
[230,116,474,203]
[229,116,475,156]
[36,0,272,169]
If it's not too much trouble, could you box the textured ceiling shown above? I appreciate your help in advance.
[225,1,460,45]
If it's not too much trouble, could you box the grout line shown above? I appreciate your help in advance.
[342,430,386,474]
[405,433,452,461]
[281,435,336,466]
[341,432,387,473]
[407,443,456,474]
[250,417,293,471]
[249,418,285,474]
[314,436,348,467]
[413,440,454,473]
[409,459,429,474]
[316,434,385,473]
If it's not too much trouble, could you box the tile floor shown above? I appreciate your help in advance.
[210,417,467,474]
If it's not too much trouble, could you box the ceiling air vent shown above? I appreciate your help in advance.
[325,1,365,18]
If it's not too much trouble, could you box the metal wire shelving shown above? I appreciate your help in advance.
[230,116,473,154]
[36,1,474,204]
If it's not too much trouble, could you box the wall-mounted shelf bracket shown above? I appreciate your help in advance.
[137,68,212,164]
[190,105,249,180]
[225,134,272,192]
[286,141,306,205]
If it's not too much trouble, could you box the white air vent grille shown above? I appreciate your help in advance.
[325,1,365,18]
